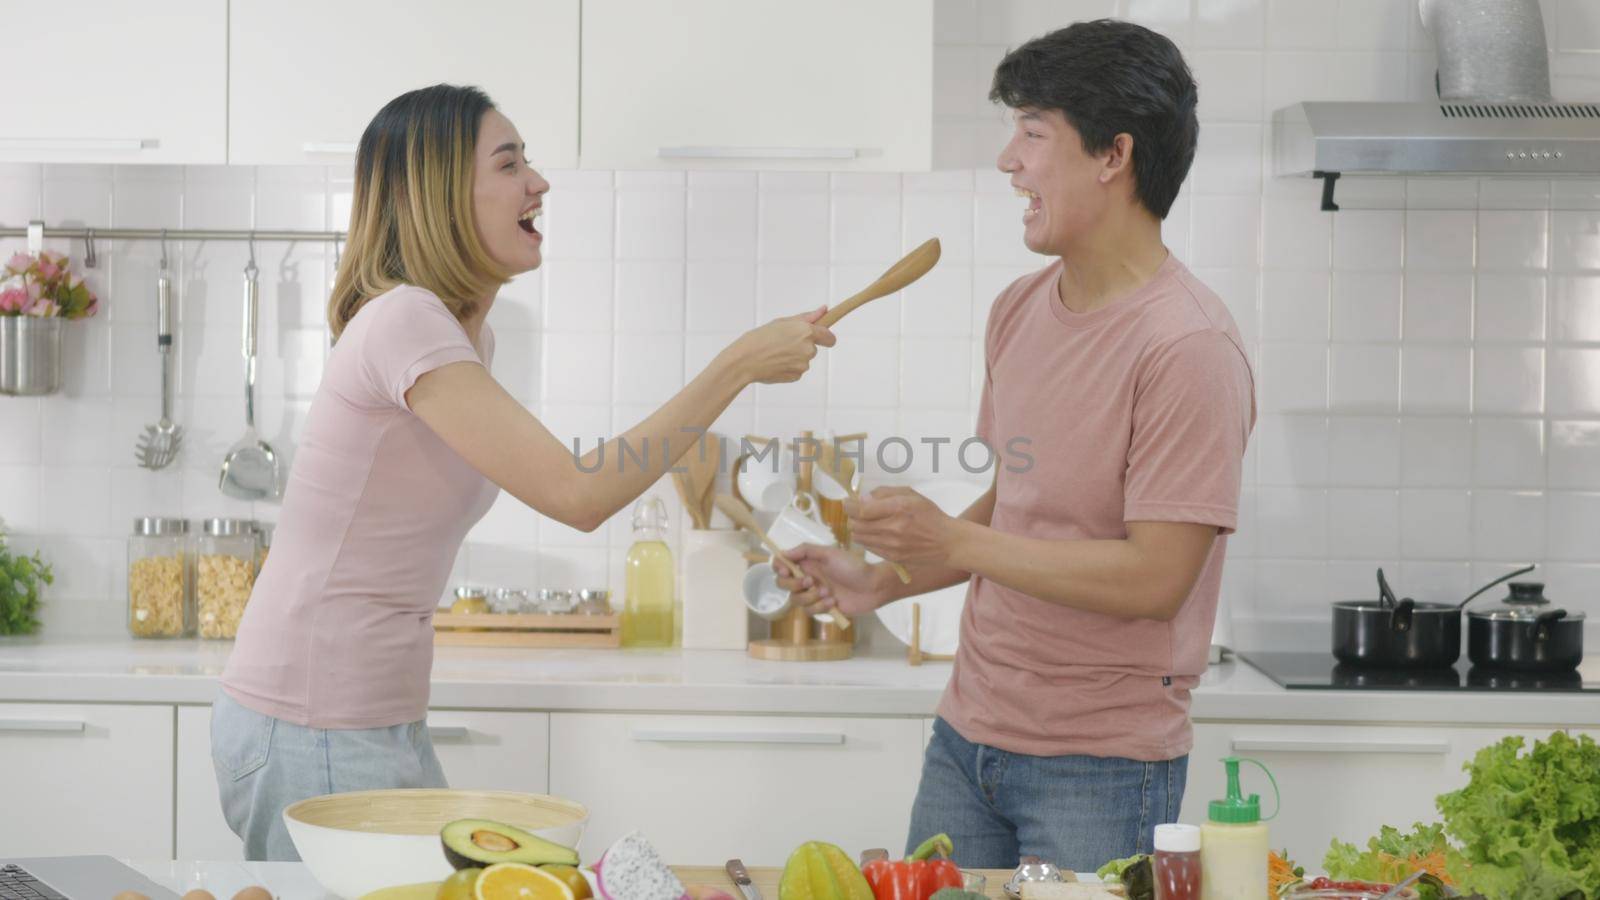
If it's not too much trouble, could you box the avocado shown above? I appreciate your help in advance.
[440,818,579,870]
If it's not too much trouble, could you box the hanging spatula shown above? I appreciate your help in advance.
[218,256,280,500]
[135,250,183,470]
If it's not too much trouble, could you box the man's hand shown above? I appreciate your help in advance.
[845,486,960,567]
[775,544,894,619]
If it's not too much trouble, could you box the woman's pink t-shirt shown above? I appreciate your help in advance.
[221,285,499,729]
[938,255,1256,762]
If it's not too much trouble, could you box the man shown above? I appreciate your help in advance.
[778,20,1255,872]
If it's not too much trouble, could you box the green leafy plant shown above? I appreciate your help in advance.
[0,524,52,635]
[1438,731,1600,900]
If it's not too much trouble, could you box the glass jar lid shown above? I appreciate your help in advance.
[133,517,189,536]
[202,518,257,537]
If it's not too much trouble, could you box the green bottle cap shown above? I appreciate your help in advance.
[1208,756,1275,824]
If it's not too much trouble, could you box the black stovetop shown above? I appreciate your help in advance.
[1240,651,1600,692]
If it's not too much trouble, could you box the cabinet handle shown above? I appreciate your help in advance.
[428,726,471,741]
[630,728,845,745]
[1230,738,1449,755]
[0,138,144,152]
[302,142,358,155]
[0,718,86,733]
[657,146,858,160]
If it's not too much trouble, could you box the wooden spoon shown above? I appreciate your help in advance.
[712,493,851,630]
[687,432,722,530]
[671,470,707,529]
[818,238,941,328]
[815,442,911,584]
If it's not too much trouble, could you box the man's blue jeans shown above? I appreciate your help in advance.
[906,717,1188,872]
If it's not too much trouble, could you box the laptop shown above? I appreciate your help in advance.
[0,857,180,900]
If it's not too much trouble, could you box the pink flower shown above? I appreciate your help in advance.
[24,298,58,318]
[81,296,99,318]
[36,258,59,280]
[0,286,25,314]
[5,252,31,274]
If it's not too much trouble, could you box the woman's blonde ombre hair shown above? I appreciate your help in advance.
[329,84,513,339]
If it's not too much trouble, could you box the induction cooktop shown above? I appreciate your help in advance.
[1240,651,1600,692]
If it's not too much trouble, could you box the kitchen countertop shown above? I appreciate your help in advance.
[1,638,1596,726]
[122,860,1105,899]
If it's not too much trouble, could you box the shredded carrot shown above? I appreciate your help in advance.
[1268,850,1303,897]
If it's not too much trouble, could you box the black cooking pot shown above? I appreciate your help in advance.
[1466,582,1585,672]
[1332,566,1537,669]
[1332,569,1462,668]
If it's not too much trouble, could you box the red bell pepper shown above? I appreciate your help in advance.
[861,834,964,900]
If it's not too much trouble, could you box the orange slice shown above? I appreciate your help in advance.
[473,863,575,900]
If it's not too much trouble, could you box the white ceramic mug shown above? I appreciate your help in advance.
[735,445,795,512]
[742,562,836,624]
[742,563,792,620]
[765,494,836,552]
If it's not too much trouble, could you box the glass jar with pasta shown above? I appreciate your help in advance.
[196,518,258,640]
[127,518,193,638]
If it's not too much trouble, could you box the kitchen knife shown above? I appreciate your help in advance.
[725,858,762,900]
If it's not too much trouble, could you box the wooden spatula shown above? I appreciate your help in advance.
[819,238,941,328]
[815,442,911,584]
[686,432,722,530]
[712,493,851,630]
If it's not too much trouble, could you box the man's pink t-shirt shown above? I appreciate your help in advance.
[937,254,1255,762]
[221,285,500,729]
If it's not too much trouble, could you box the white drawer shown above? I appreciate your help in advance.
[550,713,924,866]
[425,709,550,794]
[0,703,174,858]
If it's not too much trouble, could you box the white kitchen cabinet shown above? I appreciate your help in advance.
[425,709,550,793]
[0,703,173,858]
[550,713,924,865]
[1182,723,1600,867]
[0,2,226,164]
[228,0,579,167]
[176,705,550,860]
[176,704,241,861]
[579,0,934,171]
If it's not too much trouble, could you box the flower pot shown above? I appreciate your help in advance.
[0,316,64,396]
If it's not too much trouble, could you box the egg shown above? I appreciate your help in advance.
[181,890,216,900]
[112,892,151,900]
[232,887,273,900]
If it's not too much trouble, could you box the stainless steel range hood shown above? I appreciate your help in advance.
[1273,101,1600,210]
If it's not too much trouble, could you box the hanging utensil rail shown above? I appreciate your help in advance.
[6,219,344,264]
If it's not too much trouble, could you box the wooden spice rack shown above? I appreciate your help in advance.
[432,612,621,648]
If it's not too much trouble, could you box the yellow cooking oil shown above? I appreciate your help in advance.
[622,495,675,647]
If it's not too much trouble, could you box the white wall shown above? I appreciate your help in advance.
[2,0,1599,647]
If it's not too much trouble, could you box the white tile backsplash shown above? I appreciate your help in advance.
[1,1,1596,644]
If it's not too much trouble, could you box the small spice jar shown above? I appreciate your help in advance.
[575,588,612,615]
[489,587,528,614]
[127,517,193,638]
[537,588,576,614]
[196,518,258,639]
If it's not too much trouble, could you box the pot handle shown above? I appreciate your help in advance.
[1533,609,1567,642]
[1457,562,1537,611]
[1390,597,1416,633]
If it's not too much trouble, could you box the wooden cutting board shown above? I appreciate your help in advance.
[671,865,1076,899]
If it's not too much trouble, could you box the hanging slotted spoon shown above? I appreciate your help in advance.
[135,240,183,470]
[218,251,280,500]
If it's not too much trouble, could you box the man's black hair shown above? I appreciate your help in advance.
[990,19,1198,219]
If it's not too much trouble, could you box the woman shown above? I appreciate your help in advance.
[211,84,834,861]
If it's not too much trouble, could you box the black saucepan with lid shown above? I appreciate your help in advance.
[1466,581,1585,672]
[1331,565,1537,669]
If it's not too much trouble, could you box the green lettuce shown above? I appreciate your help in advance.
[1437,731,1600,899]
[1323,822,1468,898]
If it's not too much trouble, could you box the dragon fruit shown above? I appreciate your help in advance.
[594,831,689,900]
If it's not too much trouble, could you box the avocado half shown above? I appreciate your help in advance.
[440,818,580,870]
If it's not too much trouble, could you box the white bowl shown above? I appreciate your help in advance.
[283,788,588,899]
